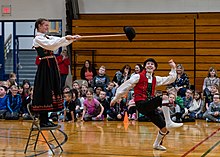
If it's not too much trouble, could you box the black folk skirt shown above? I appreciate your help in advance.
[32,57,63,112]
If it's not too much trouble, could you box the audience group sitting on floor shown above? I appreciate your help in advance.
[0,61,220,125]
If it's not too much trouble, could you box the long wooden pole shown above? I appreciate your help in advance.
[79,34,126,39]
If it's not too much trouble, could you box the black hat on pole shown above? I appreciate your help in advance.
[123,26,136,42]
[143,58,158,70]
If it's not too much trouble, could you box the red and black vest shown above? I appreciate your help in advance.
[134,70,156,102]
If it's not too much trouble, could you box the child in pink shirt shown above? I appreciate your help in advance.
[81,88,104,121]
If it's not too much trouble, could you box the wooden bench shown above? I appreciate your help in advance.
[71,13,220,91]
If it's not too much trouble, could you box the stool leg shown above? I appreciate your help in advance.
[40,132,55,155]
[24,127,33,154]
[34,131,40,150]
[50,130,63,152]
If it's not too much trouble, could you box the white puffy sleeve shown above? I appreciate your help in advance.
[112,74,140,102]
[33,35,74,51]
[156,68,177,86]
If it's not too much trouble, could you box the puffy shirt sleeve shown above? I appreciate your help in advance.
[33,35,73,51]
[156,68,177,86]
[112,74,140,102]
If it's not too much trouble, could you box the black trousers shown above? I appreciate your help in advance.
[136,96,166,129]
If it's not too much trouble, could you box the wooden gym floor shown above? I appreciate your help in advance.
[0,119,220,157]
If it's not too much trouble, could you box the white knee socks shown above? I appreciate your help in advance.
[153,130,167,151]
[162,106,183,128]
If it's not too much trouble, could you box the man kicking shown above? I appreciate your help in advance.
[110,58,182,151]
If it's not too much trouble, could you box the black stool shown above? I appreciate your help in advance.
[24,104,63,155]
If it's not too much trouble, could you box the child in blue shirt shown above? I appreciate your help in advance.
[0,86,8,119]
[7,85,22,114]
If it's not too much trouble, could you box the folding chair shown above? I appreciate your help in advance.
[24,104,63,155]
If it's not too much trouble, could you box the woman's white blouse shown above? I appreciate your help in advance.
[33,32,73,51]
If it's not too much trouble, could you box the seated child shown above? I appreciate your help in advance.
[81,88,104,121]
[62,91,76,123]
[104,82,115,103]
[203,93,220,122]
[180,89,195,122]
[0,86,8,119]
[189,91,204,119]
[194,91,205,119]
[6,85,22,120]
[162,91,183,128]
[98,91,110,118]
[127,93,137,120]
[71,88,82,118]
[107,97,127,121]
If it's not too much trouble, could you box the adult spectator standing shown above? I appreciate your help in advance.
[57,49,71,90]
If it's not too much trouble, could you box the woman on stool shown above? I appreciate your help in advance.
[32,18,80,127]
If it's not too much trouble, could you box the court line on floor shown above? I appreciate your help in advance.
[201,139,220,157]
[181,127,220,157]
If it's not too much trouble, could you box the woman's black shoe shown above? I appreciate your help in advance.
[48,121,58,127]
[40,122,58,128]
[40,122,51,128]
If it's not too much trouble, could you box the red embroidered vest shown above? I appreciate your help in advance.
[134,70,156,102]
